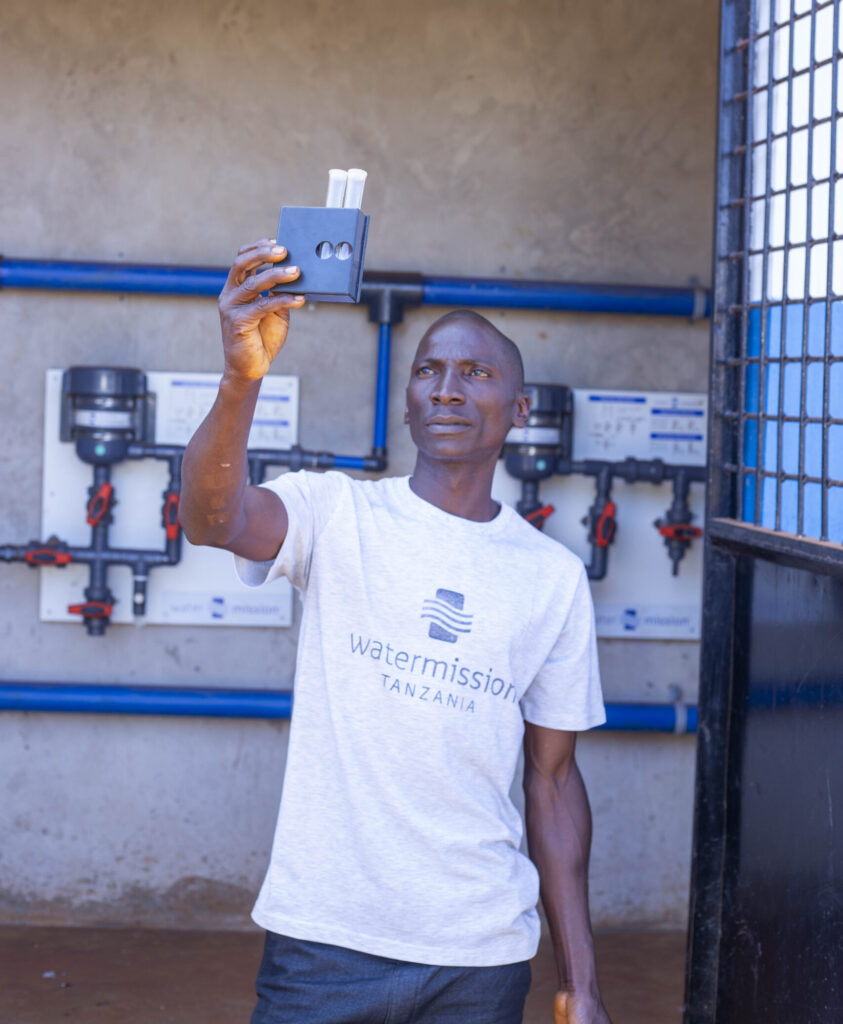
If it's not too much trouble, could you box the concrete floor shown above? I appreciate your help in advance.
[0,926,687,1023]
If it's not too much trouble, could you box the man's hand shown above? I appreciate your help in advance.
[179,239,298,558]
[523,723,613,1024]
[554,990,613,1024]
[218,238,306,385]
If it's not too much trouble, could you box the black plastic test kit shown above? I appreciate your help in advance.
[271,168,370,303]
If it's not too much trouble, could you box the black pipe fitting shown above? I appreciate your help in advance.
[361,272,424,326]
[363,452,388,472]
[517,480,542,519]
[132,575,148,617]
[654,470,703,575]
[516,455,705,580]
[580,467,617,580]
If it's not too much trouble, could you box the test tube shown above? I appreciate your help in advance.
[325,169,348,208]
[343,168,367,209]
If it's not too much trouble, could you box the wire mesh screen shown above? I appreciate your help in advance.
[718,0,843,542]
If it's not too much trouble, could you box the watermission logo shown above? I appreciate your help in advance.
[421,589,473,644]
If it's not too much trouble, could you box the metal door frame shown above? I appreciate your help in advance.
[686,1,843,1020]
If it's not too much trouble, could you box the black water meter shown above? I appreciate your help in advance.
[502,383,573,481]
[60,367,153,465]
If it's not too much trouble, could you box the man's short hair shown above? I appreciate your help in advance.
[423,310,525,392]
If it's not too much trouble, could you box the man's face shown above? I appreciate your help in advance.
[404,318,529,463]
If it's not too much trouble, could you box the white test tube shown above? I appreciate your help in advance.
[325,168,348,208]
[343,168,367,209]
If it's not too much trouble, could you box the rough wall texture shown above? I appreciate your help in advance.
[0,0,718,928]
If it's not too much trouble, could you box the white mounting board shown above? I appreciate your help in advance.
[492,389,707,640]
[39,370,298,628]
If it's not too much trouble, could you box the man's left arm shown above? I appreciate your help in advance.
[523,721,613,1024]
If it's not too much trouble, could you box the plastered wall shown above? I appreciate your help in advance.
[0,0,718,928]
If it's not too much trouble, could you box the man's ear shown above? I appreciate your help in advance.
[513,392,530,428]
[403,407,409,424]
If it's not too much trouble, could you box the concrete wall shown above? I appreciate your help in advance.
[0,0,718,928]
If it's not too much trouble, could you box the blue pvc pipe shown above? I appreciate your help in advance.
[374,323,392,450]
[0,258,711,318]
[0,682,696,732]
[0,259,227,297]
[598,703,698,734]
[422,277,711,318]
[331,455,368,470]
[0,682,292,719]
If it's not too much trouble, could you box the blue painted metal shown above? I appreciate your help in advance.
[0,259,227,296]
[374,323,392,451]
[421,276,711,319]
[0,258,711,319]
[0,682,696,732]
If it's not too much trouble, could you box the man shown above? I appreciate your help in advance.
[180,239,613,1024]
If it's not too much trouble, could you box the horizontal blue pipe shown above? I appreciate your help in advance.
[422,277,710,319]
[0,259,710,318]
[0,259,227,296]
[331,455,368,470]
[598,703,697,734]
[0,682,696,732]
[0,683,292,719]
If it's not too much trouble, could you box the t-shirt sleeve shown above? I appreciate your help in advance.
[520,565,606,732]
[233,470,345,592]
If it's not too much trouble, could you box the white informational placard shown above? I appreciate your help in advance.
[492,389,707,640]
[574,390,707,463]
[39,370,298,628]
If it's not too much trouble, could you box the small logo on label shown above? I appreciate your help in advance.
[210,596,226,620]
[421,589,473,644]
[622,607,639,632]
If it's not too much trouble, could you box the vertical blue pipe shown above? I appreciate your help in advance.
[374,323,392,453]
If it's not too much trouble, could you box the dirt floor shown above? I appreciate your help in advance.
[0,925,686,1023]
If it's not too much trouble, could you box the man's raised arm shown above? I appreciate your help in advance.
[523,722,613,1024]
[179,239,305,562]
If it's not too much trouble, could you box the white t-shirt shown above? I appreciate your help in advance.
[236,471,605,967]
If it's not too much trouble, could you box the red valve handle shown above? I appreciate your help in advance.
[526,504,555,527]
[67,601,113,618]
[658,522,702,542]
[594,500,616,548]
[163,492,180,540]
[26,547,73,566]
[87,482,114,526]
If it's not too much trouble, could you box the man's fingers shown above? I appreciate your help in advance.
[554,991,570,1024]
[230,263,302,305]
[237,238,276,256]
[247,292,306,316]
[227,242,289,288]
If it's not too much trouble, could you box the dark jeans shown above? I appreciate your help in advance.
[251,931,531,1024]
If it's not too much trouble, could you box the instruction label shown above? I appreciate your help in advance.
[155,374,298,449]
[574,391,707,464]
